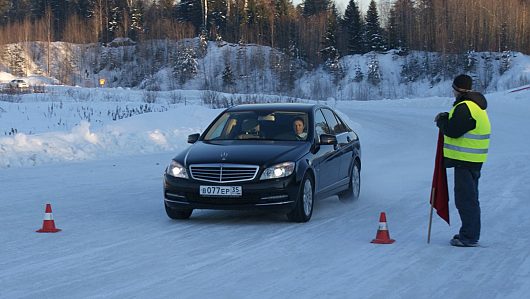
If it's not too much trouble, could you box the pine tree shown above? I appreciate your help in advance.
[364,0,385,52]
[222,63,235,91]
[284,38,300,91]
[84,0,101,33]
[499,21,509,52]
[207,0,227,40]
[442,54,461,81]
[7,44,26,77]
[173,44,198,85]
[129,0,145,41]
[320,5,343,84]
[10,0,32,21]
[198,28,208,58]
[424,52,443,87]
[57,43,77,85]
[288,35,300,60]
[499,51,511,75]
[159,0,176,19]
[388,0,414,54]
[387,6,399,51]
[74,0,94,19]
[367,54,381,85]
[417,0,434,51]
[108,4,122,39]
[463,50,477,74]
[303,0,329,17]
[100,0,134,41]
[353,64,363,82]
[269,50,286,93]
[236,41,250,92]
[47,0,69,40]
[0,0,11,24]
[320,6,339,63]
[400,55,421,82]
[274,0,295,50]
[342,0,364,55]
[176,0,203,34]
[483,54,494,91]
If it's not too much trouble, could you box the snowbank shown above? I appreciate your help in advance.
[0,104,220,168]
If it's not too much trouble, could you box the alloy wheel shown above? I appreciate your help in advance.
[351,164,360,200]
[303,178,313,216]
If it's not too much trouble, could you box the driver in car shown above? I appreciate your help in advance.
[293,117,307,140]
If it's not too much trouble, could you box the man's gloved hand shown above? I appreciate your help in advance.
[434,112,448,122]
[434,112,449,128]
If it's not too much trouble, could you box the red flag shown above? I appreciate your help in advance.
[430,131,450,224]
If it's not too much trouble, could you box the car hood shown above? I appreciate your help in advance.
[179,140,309,167]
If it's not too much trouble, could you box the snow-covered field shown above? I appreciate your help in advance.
[1,87,529,298]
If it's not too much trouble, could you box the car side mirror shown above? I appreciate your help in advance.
[319,134,337,145]
[187,133,200,144]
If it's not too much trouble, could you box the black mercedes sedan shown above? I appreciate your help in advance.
[163,103,361,222]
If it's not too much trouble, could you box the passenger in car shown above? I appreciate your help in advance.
[293,117,307,140]
[237,118,260,139]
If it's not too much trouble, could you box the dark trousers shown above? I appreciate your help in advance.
[454,166,481,243]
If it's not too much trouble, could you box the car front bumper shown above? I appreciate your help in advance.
[163,174,300,211]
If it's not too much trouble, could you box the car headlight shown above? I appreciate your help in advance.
[260,162,295,180]
[166,160,189,179]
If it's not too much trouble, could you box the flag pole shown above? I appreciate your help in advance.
[427,187,435,244]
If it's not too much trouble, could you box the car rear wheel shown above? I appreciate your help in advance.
[165,203,193,220]
[287,174,314,222]
[339,161,360,202]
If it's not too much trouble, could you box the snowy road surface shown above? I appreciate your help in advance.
[1,91,530,298]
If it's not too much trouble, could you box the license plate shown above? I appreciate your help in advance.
[200,186,242,197]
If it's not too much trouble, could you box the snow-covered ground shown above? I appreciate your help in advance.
[1,87,530,298]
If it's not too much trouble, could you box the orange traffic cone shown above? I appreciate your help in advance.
[36,203,61,233]
[371,212,395,244]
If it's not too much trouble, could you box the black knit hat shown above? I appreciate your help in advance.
[452,74,473,92]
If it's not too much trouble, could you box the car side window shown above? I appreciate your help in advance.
[321,109,339,135]
[314,110,330,140]
[331,112,349,134]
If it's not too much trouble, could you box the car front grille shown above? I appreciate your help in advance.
[189,164,259,183]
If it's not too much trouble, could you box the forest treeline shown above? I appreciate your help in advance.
[0,0,528,67]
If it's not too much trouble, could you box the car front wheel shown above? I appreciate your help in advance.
[287,174,314,222]
[339,161,360,202]
[165,203,193,220]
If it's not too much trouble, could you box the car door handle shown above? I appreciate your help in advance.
[347,136,351,142]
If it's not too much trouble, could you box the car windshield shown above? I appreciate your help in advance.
[203,110,309,141]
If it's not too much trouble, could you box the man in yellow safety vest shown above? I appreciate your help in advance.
[434,74,491,247]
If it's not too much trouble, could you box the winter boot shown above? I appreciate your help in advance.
[450,238,479,247]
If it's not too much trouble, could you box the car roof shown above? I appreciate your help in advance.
[227,103,321,113]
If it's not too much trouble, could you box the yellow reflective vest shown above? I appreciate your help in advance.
[443,100,491,163]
